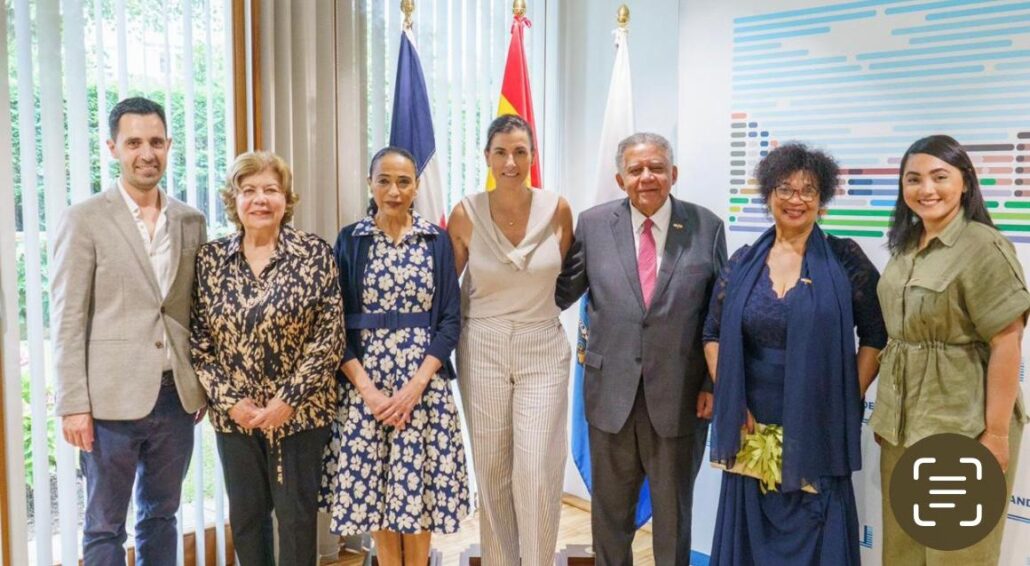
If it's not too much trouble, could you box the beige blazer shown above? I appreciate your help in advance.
[51,186,208,419]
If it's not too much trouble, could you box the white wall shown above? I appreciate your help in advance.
[677,1,1030,563]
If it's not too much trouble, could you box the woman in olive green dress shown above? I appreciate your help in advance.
[871,134,1029,565]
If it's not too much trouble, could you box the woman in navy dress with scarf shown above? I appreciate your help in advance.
[703,144,887,565]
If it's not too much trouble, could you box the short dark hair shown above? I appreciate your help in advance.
[484,114,535,156]
[886,134,995,253]
[108,97,168,140]
[368,146,417,178]
[754,143,839,205]
[367,146,418,215]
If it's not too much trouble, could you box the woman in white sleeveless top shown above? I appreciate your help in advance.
[448,114,573,566]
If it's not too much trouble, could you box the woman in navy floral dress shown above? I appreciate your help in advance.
[320,147,468,565]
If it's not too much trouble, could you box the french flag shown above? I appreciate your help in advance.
[390,28,446,227]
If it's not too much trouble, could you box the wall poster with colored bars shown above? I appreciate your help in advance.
[677,0,1030,564]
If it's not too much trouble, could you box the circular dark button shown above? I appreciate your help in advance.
[160,306,166,314]
[635,356,642,363]
[889,432,1007,551]
[155,341,164,349]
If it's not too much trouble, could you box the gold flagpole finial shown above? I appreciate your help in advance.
[513,0,527,18]
[617,5,630,29]
[401,0,415,29]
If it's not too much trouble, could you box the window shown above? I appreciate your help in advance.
[1,0,233,563]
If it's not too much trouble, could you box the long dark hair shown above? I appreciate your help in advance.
[886,134,995,253]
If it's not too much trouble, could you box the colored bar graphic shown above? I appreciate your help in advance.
[733,0,914,25]
[910,26,1030,45]
[894,15,1030,36]
[733,72,1030,102]
[733,55,847,72]
[727,1,1030,242]
[856,39,1013,60]
[733,42,783,52]
[734,10,876,34]
[868,49,1030,70]
[734,64,863,82]
[734,49,809,62]
[926,1,1030,20]
[885,0,1004,16]
[733,65,985,91]
[734,26,832,43]
[792,86,1029,107]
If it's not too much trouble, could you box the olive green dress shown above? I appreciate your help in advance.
[872,211,1030,565]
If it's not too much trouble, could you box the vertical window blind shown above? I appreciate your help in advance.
[1,1,234,563]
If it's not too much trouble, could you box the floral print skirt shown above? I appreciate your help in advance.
[319,359,469,535]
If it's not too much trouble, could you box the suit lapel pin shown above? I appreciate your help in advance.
[801,277,813,285]
[672,223,684,230]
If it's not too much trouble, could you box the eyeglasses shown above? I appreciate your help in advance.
[774,184,819,202]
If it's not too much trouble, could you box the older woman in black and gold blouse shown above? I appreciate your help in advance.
[190,151,343,566]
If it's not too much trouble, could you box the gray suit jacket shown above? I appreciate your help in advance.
[556,196,726,438]
[52,186,208,419]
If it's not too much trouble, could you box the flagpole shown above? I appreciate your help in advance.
[618,4,630,29]
[513,0,526,17]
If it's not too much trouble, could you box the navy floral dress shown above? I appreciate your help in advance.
[319,214,469,535]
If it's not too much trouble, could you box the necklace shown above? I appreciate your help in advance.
[494,207,526,229]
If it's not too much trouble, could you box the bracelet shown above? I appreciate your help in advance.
[984,431,1009,439]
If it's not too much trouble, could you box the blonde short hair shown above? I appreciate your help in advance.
[221,151,299,230]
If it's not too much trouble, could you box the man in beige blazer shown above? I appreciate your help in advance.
[51,97,207,565]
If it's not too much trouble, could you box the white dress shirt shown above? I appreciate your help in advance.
[118,180,173,371]
[629,196,672,273]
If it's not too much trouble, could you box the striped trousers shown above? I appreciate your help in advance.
[457,317,571,566]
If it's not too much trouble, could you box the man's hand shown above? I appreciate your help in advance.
[251,397,295,431]
[696,392,714,420]
[62,413,95,452]
[228,398,262,430]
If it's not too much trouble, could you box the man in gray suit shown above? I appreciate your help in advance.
[557,132,726,565]
[52,97,207,564]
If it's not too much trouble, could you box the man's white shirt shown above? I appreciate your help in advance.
[118,180,173,371]
[629,196,672,273]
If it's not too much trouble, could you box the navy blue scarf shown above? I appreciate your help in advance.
[710,224,863,492]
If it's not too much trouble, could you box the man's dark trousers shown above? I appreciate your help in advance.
[81,376,194,565]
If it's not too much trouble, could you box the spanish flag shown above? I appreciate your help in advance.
[488,13,541,190]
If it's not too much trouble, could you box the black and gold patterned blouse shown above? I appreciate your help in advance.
[190,224,344,437]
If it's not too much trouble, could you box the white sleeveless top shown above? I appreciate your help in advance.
[461,189,562,322]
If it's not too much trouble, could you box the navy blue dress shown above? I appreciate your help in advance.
[703,237,886,566]
[319,215,469,535]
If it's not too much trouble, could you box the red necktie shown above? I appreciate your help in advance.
[638,218,657,308]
